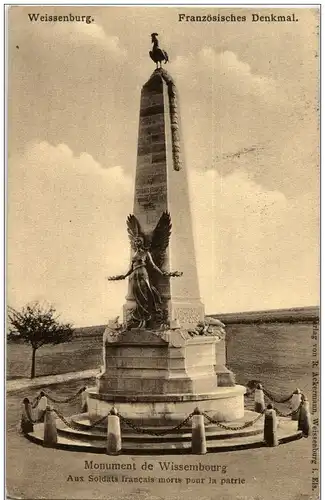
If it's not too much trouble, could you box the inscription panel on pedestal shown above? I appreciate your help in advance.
[172,307,204,325]
[159,283,171,298]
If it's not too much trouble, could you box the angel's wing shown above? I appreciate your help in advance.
[126,215,144,251]
[150,211,172,268]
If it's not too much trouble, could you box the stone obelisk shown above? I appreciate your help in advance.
[90,37,245,431]
[123,68,205,329]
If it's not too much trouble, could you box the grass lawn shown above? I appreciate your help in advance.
[6,381,317,500]
[7,336,103,380]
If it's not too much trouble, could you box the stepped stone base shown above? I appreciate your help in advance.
[25,413,303,453]
[24,326,305,455]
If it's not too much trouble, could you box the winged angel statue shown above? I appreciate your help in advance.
[107,212,182,328]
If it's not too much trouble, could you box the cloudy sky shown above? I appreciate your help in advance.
[7,6,319,326]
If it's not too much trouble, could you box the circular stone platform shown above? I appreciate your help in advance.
[25,411,302,453]
[87,385,246,427]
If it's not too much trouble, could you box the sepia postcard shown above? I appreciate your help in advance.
[6,4,320,500]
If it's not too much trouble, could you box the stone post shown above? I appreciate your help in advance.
[37,393,48,422]
[20,398,34,434]
[291,388,302,421]
[191,407,207,454]
[298,396,311,437]
[43,406,58,448]
[254,384,266,413]
[264,403,278,447]
[106,408,122,455]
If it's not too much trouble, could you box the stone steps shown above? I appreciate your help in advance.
[61,411,264,441]
[25,418,302,453]
[56,423,263,443]
[72,410,260,429]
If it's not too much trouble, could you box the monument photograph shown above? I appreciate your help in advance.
[6,5,319,500]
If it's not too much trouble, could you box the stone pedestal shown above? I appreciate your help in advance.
[90,327,244,426]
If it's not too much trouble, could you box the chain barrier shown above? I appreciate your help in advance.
[22,403,304,438]
[202,410,265,431]
[26,414,37,424]
[52,408,195,436]
[23,383,305,436]
[87,414,110,429]
[52,408,109,430]
[42,387,85,404]
[117,411,196,437]
[52,408,76,428]
[262,388,294,404]
[31,394,42,409]
[23,407,38,425]
[274,401,303,418]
